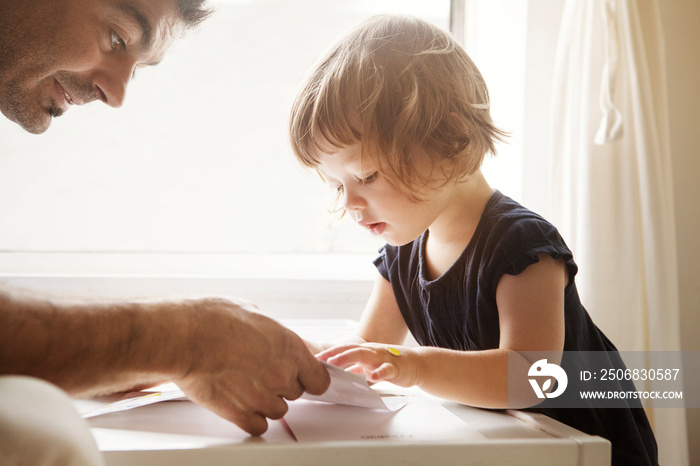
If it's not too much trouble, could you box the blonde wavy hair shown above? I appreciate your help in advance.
[289,14,506,199]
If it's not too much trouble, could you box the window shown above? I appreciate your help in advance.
[462,0,528,203]
[0,0,449,259]
[0,0,533,278]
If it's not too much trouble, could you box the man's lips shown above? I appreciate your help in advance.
[54,80,81,112]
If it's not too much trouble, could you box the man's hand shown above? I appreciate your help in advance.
[174,298,330,435]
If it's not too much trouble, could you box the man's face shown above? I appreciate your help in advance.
[0,0,181,134]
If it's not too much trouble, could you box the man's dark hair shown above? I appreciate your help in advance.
[177,0,213,29]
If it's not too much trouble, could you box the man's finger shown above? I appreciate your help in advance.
[281,381,305,401]
[205,400,270,436]
[298,357,331,396]
[240,412,270,436]
[259,397,289,420]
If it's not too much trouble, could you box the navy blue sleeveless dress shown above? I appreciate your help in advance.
[373,190,658,466]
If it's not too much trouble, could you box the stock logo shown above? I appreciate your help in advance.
[528,359,568,399]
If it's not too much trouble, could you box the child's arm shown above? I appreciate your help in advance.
[317,254,566,409]
[305,272,409,354]
[356,271,410,344]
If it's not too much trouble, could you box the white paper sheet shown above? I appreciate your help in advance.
[284,396,485,442]
[81,389,186,418]
[301,362,402,410]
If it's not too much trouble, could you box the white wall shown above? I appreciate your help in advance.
[657,1,700,465]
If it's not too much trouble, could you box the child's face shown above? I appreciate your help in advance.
[316,144,450,246]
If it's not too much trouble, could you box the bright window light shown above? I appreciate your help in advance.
[0,0,450,256]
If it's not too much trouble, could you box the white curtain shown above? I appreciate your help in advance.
[548,1,687,465]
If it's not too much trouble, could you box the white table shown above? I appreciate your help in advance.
[76,320,610,465]
[77,394,609,466]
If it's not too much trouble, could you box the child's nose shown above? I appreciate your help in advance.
[343,187,366,211]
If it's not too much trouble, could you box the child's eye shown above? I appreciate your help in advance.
[359,172,378,185]
[110,30,126,51]
[328,183,344,194]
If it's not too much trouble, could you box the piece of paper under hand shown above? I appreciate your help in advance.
[81,390,186,418]
[284,396,485,443]
[301,361,403,411]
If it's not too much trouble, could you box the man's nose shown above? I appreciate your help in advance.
[92,59,135,108]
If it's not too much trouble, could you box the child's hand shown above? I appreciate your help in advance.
[304,339,325,355]
[316,343,418,388]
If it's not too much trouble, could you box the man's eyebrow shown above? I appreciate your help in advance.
[115,2,154,50]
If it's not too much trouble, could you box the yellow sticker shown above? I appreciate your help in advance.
[386,347,402,356]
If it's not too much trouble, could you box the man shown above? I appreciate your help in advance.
[0,0,330,461]
[1,0,205,134]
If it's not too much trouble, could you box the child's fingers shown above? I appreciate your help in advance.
[369,362,398,383]
[320,345,406,385]
[326,345,397,373]
[346,364,364,376]
[315,343,362,361]
[325,346,372,368]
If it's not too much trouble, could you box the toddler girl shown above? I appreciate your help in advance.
[289,14,657,466]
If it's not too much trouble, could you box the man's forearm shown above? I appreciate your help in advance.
[0,288,191,397]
